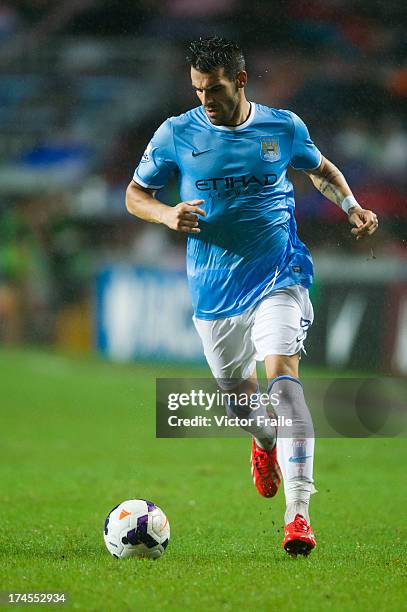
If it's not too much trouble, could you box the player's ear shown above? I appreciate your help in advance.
[236,71,247,89]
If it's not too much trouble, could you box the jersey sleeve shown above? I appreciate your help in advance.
[133,119,178,189]
[289,112,322,171]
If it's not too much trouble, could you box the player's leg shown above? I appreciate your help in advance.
[266,353,314,524]
[253,285,316,554]
[224,372,282,498]
[193,312,277,450]
[194,311,281,498]
[223,372,277,448]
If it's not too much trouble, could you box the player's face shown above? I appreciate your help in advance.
[191,66,245,125]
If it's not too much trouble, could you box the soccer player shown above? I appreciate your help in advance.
[125,37,378,555]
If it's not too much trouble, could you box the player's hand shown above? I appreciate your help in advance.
[161,200,206,234]
[348,207,378,240]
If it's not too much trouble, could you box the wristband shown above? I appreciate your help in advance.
[341,195,361,215]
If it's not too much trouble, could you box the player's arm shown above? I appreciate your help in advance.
[304,156,378,239]
[125,180,205,234]
[289,112,378,239]
[126,118,205,233]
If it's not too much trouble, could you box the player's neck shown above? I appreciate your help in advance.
[223,98,251,127]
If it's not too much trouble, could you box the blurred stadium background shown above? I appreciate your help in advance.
[0,0,406,374]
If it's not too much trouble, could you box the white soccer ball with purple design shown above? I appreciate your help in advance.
[103,499,170,559]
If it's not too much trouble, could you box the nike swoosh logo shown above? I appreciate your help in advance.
[289,455,312,463]
[192,149,212,157]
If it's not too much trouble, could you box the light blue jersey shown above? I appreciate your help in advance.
[134,103,321,320]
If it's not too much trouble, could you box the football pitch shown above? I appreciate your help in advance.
[1,349,406,611]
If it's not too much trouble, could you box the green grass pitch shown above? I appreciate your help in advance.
[0,349,406,611]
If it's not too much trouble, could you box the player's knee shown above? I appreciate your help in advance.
[217,376,257,395]
[265,354,299,381]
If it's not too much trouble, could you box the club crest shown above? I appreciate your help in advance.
[260,136,280,162]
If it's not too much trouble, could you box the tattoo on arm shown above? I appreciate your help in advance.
[310,168,349,207]
[317,177,343,205]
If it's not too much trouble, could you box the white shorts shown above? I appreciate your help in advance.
[193,285,314,388]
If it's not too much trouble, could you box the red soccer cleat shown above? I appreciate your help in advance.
[250,437,282,498]
[283,513,316,556]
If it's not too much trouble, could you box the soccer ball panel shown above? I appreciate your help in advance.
[150,508,170,542]
[103,499,170,559]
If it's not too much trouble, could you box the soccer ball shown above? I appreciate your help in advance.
[103,499,170,559]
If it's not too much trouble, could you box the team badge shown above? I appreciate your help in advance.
[260,136,280,162]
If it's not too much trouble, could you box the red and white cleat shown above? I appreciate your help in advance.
[250,437,282,498]
[283,513,316,556]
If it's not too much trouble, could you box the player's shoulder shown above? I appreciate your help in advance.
[151,107,206,151]
[164,106,206,136]
[254,103,297,129]
[165,106,203,127]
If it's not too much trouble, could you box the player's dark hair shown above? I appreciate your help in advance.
[186,36,245,80]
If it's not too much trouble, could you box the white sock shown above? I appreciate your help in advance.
[283,480,315,523]
[269,377,315,524]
